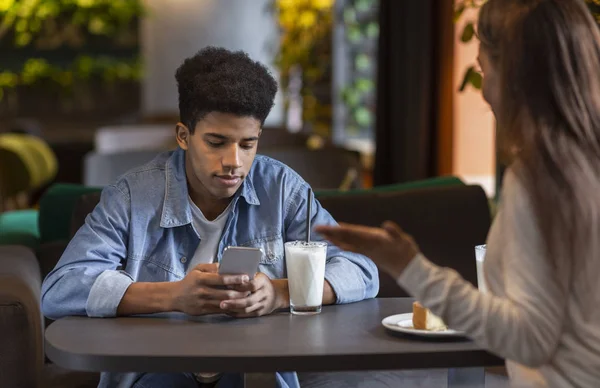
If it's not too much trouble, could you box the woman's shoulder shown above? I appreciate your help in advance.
[498,163,531,211]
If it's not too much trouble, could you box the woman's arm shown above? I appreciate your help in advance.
[398,170,568,367]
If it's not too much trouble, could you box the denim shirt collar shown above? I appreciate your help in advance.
[160,148,260,228]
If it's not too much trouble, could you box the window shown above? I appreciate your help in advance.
[332,0,379,146]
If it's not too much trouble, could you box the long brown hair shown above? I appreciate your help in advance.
[479,0,600,302]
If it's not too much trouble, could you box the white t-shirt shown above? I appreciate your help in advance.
[187,196,232,272]
[187,196,232,383]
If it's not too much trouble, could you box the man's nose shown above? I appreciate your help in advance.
[222,144,242,170]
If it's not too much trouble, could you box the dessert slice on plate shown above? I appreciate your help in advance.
[412,301,447,331]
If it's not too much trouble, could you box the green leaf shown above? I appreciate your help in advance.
[459,66,474,92]
[0,72,18,88]
[53,71,73,87]
[343,8,356,24]
[355,78,374,92]
[354,107,372,126]
[461,22,475,43]
[0,0,15,13]
[459,66,483,91]
[342,87,360,106]
[15,32,32,47]
[347,26,362,43]
[15,19,27,32]
[36,2,60,18]
[365,22,379,38]
[469,69,483,89]
[21,58,52,84]
[89,17,108,34]
[75,0,95,8]
[454,3,466,23]
[30,18,42,32]
[356,0,372,13]
[75,56,94,79]
[355,54,370,71]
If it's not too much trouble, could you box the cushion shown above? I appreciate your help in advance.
[38,184,102,244]
[0,210,40,249]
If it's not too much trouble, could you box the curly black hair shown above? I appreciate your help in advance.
[175,46,278,133]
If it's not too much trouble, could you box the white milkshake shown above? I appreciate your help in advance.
[285,241,327,315]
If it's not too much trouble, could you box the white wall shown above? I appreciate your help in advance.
[141,0,284,126]
[452,5,496,196]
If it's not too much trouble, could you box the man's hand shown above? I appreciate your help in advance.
[170,263,252,316]
[220,273,289,318]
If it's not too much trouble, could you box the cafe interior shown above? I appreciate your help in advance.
[3,0,598,387]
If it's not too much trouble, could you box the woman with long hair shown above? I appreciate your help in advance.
[317,0,600,386]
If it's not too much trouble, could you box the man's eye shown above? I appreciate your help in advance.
[207,141,224,147]
[240,143,255,150]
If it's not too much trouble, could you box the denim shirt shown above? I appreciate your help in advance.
[41,148,379,387]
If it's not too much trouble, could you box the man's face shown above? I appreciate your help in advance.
[176,112,261,201]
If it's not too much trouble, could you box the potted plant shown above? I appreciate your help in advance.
[271,0,335,138]
[0,0,145,117]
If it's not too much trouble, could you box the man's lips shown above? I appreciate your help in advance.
[215,175,241,187]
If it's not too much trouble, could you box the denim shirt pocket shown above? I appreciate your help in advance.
[240,233,284,265]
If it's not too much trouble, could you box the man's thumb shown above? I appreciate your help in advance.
[195,263,219,273]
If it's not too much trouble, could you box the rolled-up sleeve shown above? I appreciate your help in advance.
[41,184,133,319]
[285,183,379,303]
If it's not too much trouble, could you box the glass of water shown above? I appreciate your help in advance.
[475,245,487,293]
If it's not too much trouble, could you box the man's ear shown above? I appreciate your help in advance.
[175,122,190,150]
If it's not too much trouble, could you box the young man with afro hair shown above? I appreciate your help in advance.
[41,47,379,388]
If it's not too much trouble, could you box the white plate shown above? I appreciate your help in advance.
[381,313,466,338]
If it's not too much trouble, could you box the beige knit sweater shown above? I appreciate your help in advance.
[397,168,600,387]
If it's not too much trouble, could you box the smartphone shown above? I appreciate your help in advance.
[218,246,262,280]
